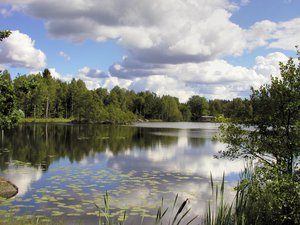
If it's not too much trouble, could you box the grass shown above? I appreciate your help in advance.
[93,191,197,225]
[154,194,197,225]
[203,173,236,225]
[19,118,72,123]
[0,215,63,225]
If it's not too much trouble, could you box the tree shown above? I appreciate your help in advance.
[209,99,223,116]
[42,68,57,118]
[161,95,182,121]
[180,103,192,121]
[0,30,11,41]
[0,71,21,130]
[0,31,21,131]
[217,50,300,224]
[218,53,300,174]
[187,95,209,121]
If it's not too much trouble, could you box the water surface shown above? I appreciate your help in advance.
[0,122,244,224]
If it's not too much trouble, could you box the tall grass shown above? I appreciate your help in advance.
[154,194,197,225]
[203,173,233,225]
[95,191,127,225]
[203,168,256,225]
[94,192,197,225]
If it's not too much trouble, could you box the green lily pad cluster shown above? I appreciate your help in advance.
[0,164,203,224]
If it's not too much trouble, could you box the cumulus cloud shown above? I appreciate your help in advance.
[0,30,46,69]
[107,52,288,101]
[3,1,298,101]
[5,0,246,64]
[58,66,131,90]
[268,18,300,50]
[40,50,289,102]
[6,0,299,62]
[79,67,108,78]
[246,18,300,51]
[129,75,195,102]
[253,52,289,77]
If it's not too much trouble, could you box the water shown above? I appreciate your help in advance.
[0,122,244,224]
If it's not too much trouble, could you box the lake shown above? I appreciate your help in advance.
[0,122,244,224]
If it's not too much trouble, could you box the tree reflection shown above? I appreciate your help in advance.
[0,124,208,171]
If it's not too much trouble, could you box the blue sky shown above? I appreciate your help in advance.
[0,0,299,102]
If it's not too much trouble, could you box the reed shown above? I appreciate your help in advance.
[95,191,127,225]
[154,194,197,225]
[203,172,233,225]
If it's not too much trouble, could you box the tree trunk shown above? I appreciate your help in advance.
[65,100,68,118]
[34,105,36,119]
[45,97,49,118]
[1,129,3,150]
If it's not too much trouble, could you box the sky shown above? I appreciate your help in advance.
[0,0,299,102]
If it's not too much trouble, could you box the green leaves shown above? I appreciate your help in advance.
[0,30,11,41]
[0,71,21,130]
[215,49,300,225]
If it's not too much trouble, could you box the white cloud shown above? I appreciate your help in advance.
[53,66,131,90]
[0,64,6,71]
[268,18,300,50]
[7,0,298,61]
[0,30,46,69]
[48,67,63,80]
[240,0,250,6]
[6,0,246,64]
[4,164,43,197]
[77,67,110,89]
[4,1,297,101]
[58,51,70,61]
[246,18,300,51]
[79,66,107,78]
[246,20,277,50]
[253,52,289,78]
[51,51,286,102]
[129,75,194,102]
[107,52,288,101]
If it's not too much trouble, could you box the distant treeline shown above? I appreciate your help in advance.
[4,69,252,123]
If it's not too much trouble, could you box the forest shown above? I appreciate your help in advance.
[1,68,252,124]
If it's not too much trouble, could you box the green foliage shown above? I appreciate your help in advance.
[215,50,300,225]
[204,173,233,225]
[242,165,300,225]
[0,30,11,41]
[7,67,260,123]
[217,50,300,174]
[0,70,22,130]
[161,96,183,122]
[187,96,209,121]
[179,103,192,121]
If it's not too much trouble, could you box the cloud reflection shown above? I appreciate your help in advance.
[3,163,42,197]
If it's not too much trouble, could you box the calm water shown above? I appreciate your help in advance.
[0,122,244,224]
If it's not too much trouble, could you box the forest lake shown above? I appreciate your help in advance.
[0,122,245,224]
